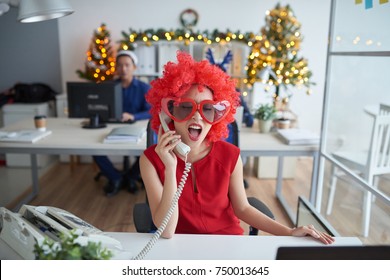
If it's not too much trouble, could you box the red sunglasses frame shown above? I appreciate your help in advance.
[161,97,231,125]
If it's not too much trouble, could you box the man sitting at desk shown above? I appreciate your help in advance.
[93,50,151,197]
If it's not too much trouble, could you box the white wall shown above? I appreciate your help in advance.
[58,0,331,133]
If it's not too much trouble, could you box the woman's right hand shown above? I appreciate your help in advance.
[291,225,335,244]
[155,126,182,168]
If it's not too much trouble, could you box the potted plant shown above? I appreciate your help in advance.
[34,230,113,260]
[254,103,277,133]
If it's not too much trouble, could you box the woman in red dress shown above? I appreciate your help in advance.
[140,51,334,245]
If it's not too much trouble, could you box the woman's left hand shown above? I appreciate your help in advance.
[291,225,335,244]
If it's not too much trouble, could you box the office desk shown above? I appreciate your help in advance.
[1,118,319,223]
[0,118,148,156]
[0,232,362,260]
[239,127,319,223]
[0,118,148,209]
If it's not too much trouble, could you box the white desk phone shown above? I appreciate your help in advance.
[0,113,192,260]
[159,112,191,157]
[0,205,125,259]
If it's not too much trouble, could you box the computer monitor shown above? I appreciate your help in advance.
[66,81,122,128]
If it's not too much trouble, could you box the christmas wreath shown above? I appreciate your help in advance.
[179,9,199,29]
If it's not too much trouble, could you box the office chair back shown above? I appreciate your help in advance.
[146,119,157,148]
[133,119,275,234]
[226,121,240,147]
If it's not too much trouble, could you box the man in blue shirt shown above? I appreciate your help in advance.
[93,50,151,197]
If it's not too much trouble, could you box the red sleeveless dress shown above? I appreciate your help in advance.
[144,140,244,235]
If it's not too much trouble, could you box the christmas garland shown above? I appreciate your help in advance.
[119,28,256,50]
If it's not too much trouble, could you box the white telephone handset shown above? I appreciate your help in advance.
[159,112,191,157]
[133,113,192,260]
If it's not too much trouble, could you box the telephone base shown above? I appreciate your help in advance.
[0,206,129,260]
[0,208,43,259]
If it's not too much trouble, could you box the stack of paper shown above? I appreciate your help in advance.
[276,128,320,145]
[103,126,146,143]
[0,130,52,143]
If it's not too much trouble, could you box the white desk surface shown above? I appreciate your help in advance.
[0,118,320,222]
[0,118,148,156]
[0,118,318,156]
[239,126,318,157]
[0,232,362,260]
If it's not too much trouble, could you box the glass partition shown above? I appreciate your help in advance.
[317,0,390,245]
[331,1,390,52]
[325,55,390,155]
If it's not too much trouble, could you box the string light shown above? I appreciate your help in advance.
[77,23,115,83]
[245,3,314,99]
[119,28,256,51]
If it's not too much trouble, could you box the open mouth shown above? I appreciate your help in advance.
[188,124,202,141]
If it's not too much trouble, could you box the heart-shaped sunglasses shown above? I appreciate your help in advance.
[161,98,231,125]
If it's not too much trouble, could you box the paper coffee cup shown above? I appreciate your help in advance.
[34,115,47,131]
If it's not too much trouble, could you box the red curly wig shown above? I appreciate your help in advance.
[147,51,240,142]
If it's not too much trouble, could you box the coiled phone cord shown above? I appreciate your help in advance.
[132,161,192,260]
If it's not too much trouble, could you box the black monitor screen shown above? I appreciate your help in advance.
[276,246,390,260]
[66,81,122,123]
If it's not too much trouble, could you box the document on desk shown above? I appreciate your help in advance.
[103,126,146,143]
[277,128,320,145]
[0,130,52,143]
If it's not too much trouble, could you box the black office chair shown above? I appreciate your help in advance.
[133,120,275,235]
[228,121,248,189]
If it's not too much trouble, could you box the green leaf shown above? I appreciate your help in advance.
[34,230,113,260]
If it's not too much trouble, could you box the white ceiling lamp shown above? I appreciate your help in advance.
[17,0,74,23]
[0,3,10,16]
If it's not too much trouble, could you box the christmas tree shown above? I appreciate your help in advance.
[76,23,115,83]
[245,3,314,102]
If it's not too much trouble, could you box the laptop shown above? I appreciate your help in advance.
[276,196,390,260]
[276,245,390,260]
[296,196,339,237]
